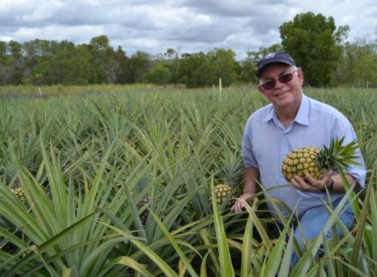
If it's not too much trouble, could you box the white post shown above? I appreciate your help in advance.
[219,78,222,98]
[38,86,43,98]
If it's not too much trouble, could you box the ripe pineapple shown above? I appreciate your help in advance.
[210,184,235,208]
[282,137,359,182]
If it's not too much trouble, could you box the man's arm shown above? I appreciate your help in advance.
[231,167,259,212]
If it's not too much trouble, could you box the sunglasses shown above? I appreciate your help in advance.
[260,70,298,90]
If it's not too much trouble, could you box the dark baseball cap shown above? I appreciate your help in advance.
[256,52,296,78]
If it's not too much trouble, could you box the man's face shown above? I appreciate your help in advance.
[258,63,304,107]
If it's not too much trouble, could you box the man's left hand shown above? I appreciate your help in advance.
[291,171,333,191]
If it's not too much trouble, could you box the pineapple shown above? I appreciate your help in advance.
[134,176,151,225]
[282,137,360,182]
[210,184,235,208]
[10,186,27,206]
[136,196,150,225]
[210,154,243,208]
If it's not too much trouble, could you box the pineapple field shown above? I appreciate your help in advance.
[0,85,377,277]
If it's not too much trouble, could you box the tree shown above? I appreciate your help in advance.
[105,46,126,84]
[177,52,216,88]
[127,51,152,83]
[89,35,114,83]
[337,37,377,87]
[279,12,349,87]
[21,39,50,85]
[143,63,171,85]
[8,40,25,84]
[0,41,12,85]
[240,44,284,83]
[165,48,179,60]
[28,40,93,85]
[207,48,237,87]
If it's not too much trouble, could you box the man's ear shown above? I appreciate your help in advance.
[297,67,304,86]
[258,85,266,95]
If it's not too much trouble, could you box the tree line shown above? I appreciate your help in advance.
[0,12,376,88]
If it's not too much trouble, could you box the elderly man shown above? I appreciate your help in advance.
[231,51,366,267]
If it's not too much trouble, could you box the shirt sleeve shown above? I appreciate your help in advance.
[242,117,258,168]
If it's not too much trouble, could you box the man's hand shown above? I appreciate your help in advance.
[291,170,333,192]
[231,192,257,213]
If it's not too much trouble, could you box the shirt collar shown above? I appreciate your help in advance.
[294,94,309,126]
[263,94,309,126]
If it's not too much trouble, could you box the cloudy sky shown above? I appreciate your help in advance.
[0,0,376,59]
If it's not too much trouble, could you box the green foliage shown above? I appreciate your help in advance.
[177,52,216,88]
[337,38,377,87]
[1,25,377,87]
[279,12,349,87]
[143,63,172,85]
[0,86,376,276]
[207,48,238,87]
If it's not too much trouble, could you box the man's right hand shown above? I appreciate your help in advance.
[231,192,256,213]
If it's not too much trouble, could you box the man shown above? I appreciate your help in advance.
[231,51,366,266]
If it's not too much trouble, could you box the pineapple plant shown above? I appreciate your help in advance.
[0,186,28,254]
[210,153,243,209]
[282,136,360,182]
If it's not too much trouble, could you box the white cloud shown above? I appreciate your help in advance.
[0,0,375,59]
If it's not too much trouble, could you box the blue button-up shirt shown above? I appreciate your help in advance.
[242,93,366,217]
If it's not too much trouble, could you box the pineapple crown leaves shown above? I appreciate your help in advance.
[213,154,243,188]
[317,136,360,170]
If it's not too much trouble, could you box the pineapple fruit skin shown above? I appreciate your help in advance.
[11,187,28,206]
[136,196,150,225]
[282,146,325,182]
[211,184,235,208]
[282,137,359,183]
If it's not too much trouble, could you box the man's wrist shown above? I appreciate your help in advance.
[321,177,334,192]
